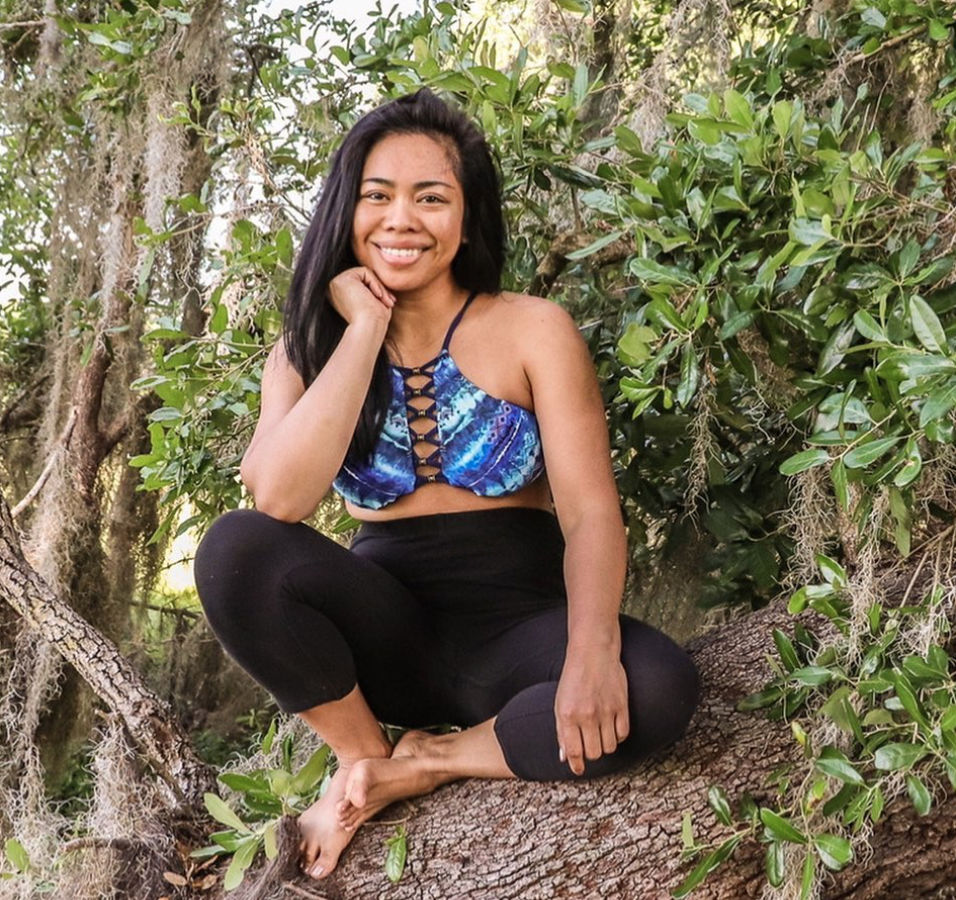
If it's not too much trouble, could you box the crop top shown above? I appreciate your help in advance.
[332,291,545,510]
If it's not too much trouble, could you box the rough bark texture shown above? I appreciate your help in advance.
[0,492,214,809]
[227,600,955,900]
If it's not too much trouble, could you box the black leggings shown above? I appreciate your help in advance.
[194,507,700,781]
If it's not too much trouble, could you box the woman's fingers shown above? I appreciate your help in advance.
[560,724,586,776]
[600,720,618,756]
[615,709,630,743]
[581,720,604,762]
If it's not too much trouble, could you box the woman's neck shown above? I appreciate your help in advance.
[387,279,469,359]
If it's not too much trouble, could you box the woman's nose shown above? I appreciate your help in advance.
[382,196,419,230]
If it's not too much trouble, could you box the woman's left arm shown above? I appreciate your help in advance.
[523,300,629,777]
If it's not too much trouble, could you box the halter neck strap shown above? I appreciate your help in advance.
[441,290,479,352]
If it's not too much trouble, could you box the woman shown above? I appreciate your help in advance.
[194,88,700,882]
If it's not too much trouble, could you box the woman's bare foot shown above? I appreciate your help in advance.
[336,730,448,831]
[297,763,364,880]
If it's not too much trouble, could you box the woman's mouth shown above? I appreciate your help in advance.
[376,244,427,263]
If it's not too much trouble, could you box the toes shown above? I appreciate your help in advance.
[309,849,341,880]
[347,778,369,810]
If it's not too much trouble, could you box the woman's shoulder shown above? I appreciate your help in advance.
[494,291,576,329]
[489,290,578,335]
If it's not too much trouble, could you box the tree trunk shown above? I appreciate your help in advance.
[0,492,213,809]
[232,599,955,900]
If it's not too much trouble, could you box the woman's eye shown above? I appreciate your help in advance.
[363,191,388,201]
[420,195,445,204]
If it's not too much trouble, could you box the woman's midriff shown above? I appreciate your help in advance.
[345,472,554,522]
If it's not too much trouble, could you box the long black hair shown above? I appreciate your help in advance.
[282,88,507,463]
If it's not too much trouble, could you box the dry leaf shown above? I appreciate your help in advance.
[163,871,188,886]
[197,873,219,890]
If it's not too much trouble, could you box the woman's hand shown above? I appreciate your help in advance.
[328,267,396,327]
[554,650,630,776]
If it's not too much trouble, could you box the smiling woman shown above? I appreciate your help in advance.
[352,134,465,300]
[193,88,701,883]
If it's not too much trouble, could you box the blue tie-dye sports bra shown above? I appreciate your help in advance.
[333,291,545,510]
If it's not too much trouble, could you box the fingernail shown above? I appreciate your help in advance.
[559,748,565,762]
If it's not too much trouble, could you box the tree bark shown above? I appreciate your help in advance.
[0,492,213,809]
[231,599,955,900]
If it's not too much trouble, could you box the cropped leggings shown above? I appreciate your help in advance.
[194,507,701,781]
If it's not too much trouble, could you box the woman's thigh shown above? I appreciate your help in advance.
[458,609,701,780]
[194,509,448,723]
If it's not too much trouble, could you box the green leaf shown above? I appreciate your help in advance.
[719,310,756,340]
[566,230,624,261]
[772,100,793,139]
[853,310,886,342]
[261,719,277,755]
[790,666,835,686]
[773,629,800,671]
[618,324,655,364]
[707,786,733,826]
[874,742,927,771]
[724,89,753,130]
[816,554,846,586]
[910,295,947,353]
[928,19,950,41]
[676,344,700,407]
[789,218,834,246]
[905,773,932,815]
[223,837,260,891]
[820,688,862,739]
[263,821,278,860]
[681,811,694,849]
[292,745,332,794]
[815,747,866,786]
[4,840,29,873]
[671,835,741,898]
[204,794,249,833]
[629,257,697,287]
[800,848,816,900]
[877,351,956,381]
[737,687,783,711]
[553,0,589,12]
[813,834,852,871]
[861,7,886,28]
[218,773,264,793]
[780,448,829,476]
[766,840,785,887]
[760,808,807,844]
[831,460,849,511]
[893,440,922,488]
[920,379,956,427]
[843,437,900,469]
[210,302,228,334]
[384,825,408,883]
[940,706,956,732]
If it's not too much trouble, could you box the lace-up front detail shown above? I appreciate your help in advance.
[395,358,445,485]
[333,291,545,510]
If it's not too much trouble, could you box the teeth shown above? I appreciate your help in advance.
[379,246,424,258]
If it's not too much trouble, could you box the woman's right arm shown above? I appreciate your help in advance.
[239,269,394,522]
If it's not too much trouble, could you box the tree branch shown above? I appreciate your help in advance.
[0,490,214,808]
[11,407,76,519]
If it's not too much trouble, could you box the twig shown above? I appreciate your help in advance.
[0,19,45,30]
[130,601,200,619]
[12,407,76,519]
[844,23,928,66]
[282,882,334,900]
[62,837,142,852]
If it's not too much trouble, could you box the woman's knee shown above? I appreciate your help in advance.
[621,619,701,752]
[194,508,293,624]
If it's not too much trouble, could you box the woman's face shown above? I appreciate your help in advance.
[351,132,465,295]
